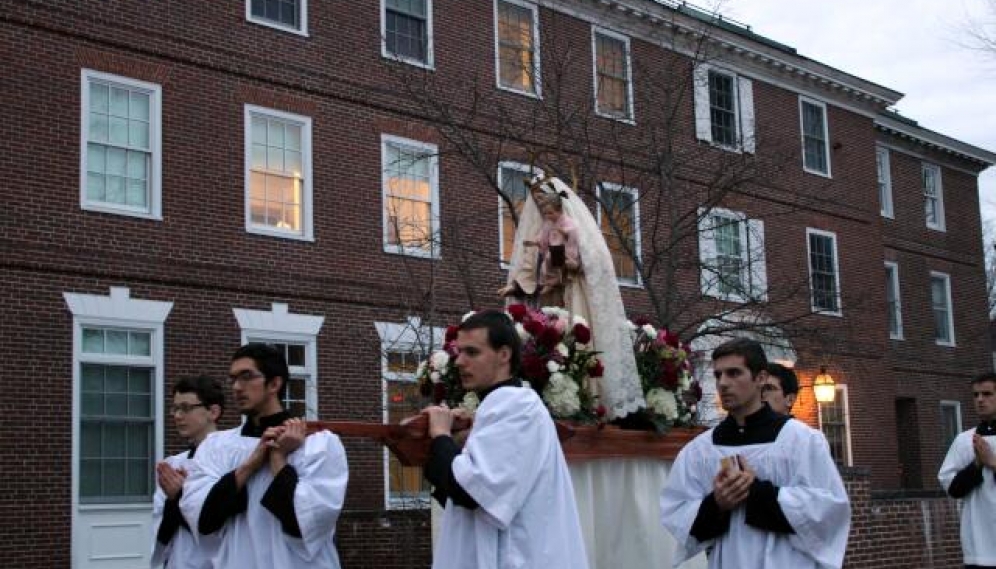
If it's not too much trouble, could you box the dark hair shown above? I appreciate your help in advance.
[458,310,521,375]
[972,372,996,387]
[231,343,290,401]
[765,363,799,396]
[712,338,768,376]
[173,375,226,417]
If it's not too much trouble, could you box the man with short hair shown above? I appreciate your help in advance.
[181,343,348,569]
[423,310,589,569]
[938,373,996,569]
[660,338,850,568]
[152,375,225,569]
[762,363,799,416]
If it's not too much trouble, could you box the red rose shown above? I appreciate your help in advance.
[658,359,680,390]
[432,382,448,405]
[523,319,545,337]
[537,326,561,349]
[632,315,652,327]
[444,325,459,343]
[596,405,607,418]
[663,330,681,348]
[589,360,604,378]
[572,323,592,344]
[507,304,529,322]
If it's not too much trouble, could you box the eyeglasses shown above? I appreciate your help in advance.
[170,403,206,415]
[760,384,782,393]
[228,370,265,384]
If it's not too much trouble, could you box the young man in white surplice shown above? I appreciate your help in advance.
[180,343,348,569]
[422,310,590,569]
[660,338,851,569]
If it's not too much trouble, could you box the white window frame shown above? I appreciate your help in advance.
[806,228,842,316]
[923,162,945,231]
[930,271,956,347]
[244,105,314,241]
[817,384,853,467]
[497,161,543,268]
[381,134,441,258]
[246,0,308,36]
[493,0,542,98]
[376,319,443,510]
[885,261,903,340]
[596,182,642,287]
[940,400,963,449]
[381,0,434,69]
[698,207,767,302]
[233,303,324,419]
[64,287,172,552]
[80,69,163,220]
[799,96,831,177]
[591,26,634,123]
[692,63,755,153]
[877,146,893,218]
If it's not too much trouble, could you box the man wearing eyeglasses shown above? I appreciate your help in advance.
[152,375,225,569]
[761,363,799,416]
[181,343,348,569]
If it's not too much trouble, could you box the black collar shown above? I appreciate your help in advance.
[241,410,292,438]
[978,420,996,436]
[186,444,198,459]
[477,378,522,401]
[713,403,790,446]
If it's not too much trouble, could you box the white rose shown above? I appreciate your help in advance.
[415,361,427,378]
[515,322,530,341]
[626,320,638,330]
[430,371,441,382]
[543,375,581,417]
[646,388,678,419]
[572,315,588,328]
[430,351,450,371]
[642,324,657,338]
[461,392,480,412]
[555,343,569,357]
[461,310,476,322]
[546,359,561,373]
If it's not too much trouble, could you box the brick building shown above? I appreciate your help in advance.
[1,1,994,568]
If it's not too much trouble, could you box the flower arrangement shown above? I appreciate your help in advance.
[417,305,603,421]
[627,316,702,433]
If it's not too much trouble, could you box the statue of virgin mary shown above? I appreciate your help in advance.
[502,175,645,420]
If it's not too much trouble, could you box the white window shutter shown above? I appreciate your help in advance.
[738,77,755,154]
[747,218,767,301]
[698,208,720,297]
[693,64,712,143]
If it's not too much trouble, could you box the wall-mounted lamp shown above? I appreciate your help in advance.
[813,366,836,403]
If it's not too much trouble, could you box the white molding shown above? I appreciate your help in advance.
[591,25,635,124]
[806,227,842,317]
[596,181,642,286]
[380,0,435,69]
[243,104,314,242]
[930,271,956,347]
[877,146,893,219]
[875,116,996,166]
[493,0,542,98]
[233,302,324,337]
[799,96,832,178]
[874,141,982,177]
[246,0,309,36]
[884,261,903,340]
[80,69,163,221]
[380,134,441,259]
[64,287,173,325]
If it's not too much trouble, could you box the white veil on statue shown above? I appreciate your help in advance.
[505,176,645,420]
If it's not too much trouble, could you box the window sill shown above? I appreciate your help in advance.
[595,110,635,125]
[383,245,440,260]
[382,51,435,71]
[247,17,309,37]
[247,225,314,242]
[935,340,956,348]
[803,166,832,179]
[82,203,162,221]
[811,308,843,317]
[497,83,542,100]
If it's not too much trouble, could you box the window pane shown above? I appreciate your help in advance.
[287,344,306,366]
[105,330,129,354]
[82,328,104,354]
[80,459,102,498]
[130,92,150,121]
[81,423,102,458]
[105,366,128,392]
[90,83,109,113]
[129,332,151,356]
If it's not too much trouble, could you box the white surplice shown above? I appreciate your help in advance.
[433,385,590,569]
[660,420,850,569]
[937,429,996,566]
[180,428,348,569]
[152,451,220,569]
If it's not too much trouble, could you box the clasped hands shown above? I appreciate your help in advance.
[424,404,474,443]
[973,434,996,470]
[713,455,757,511]
[246,418,307,474]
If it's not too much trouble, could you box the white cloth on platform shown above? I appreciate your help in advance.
[433,385,589,569]
[152,451,220,569]
[180,428,348,569]
[660,420,850,569]
[506,177,643,419]
[938,429,996,566]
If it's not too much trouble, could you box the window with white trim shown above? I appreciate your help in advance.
[930,271,955,346]
[877,147,893,218]
[376,320,441,510]
[81,70,162,219]
[382,134,440,257]
[597,182,641,285]
[383,0,433,67]
[592,28,633,121]
[698,208,767,302]
[65,287,172,505]
[818,385,852,467]
[247,0,307,35]
[940,400,962,450]
[923,163,945,231]
[233,303,324,419]
[498,162,541,265]
[693,64,755,153]
[494,0,540,96]
[885,261,903,339]
[245,105,313,241]
[800,97,830,176]
[807,228,841,315]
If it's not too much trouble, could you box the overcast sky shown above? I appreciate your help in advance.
[721,0,996,224]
